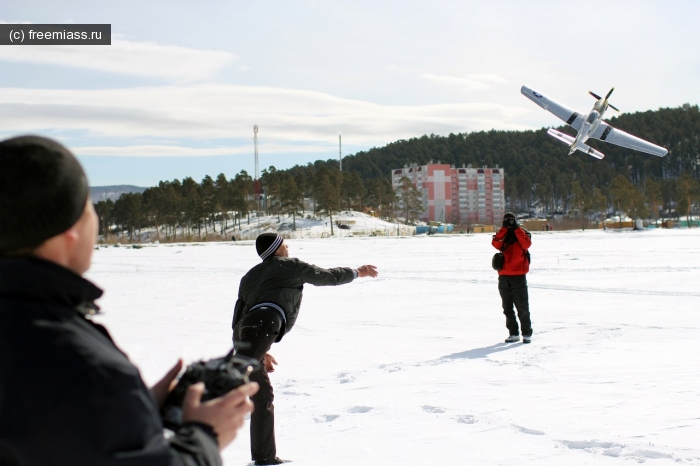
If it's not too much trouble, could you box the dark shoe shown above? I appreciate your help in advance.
[504,335,520,343]
[254,458,287,465]
[522,335,532,344]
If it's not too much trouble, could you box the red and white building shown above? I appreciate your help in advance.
[391,162,506,225]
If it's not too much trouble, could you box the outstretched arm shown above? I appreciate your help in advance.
[298,261,353,286]
[298,260,377,285]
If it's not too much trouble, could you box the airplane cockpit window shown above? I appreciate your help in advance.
[586,111,600,124]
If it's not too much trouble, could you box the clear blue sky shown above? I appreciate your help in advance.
[2,0,698,186]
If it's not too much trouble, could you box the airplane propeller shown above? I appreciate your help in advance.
[589,88,619,112]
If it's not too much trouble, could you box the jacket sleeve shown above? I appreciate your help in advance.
[491,227,508,250]
[97,389,222,466]
[297,260,356,286]
[168,423,221,466]
[232,284,246,333]
[514,228,532,250]
[33,371,222,466]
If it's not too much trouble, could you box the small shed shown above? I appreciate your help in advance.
[604,216,634,229]
[471,224,495,233]
[521,218,548,231]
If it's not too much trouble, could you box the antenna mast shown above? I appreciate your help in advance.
[253,125,259,180]
[339,134,342,171]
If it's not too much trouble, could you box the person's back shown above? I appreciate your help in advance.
[0,258,177,464]
[234,255,357,341]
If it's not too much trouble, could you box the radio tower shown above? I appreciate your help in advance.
[339,134,342,171]
[254,125,259,181]
[253,125,261,211]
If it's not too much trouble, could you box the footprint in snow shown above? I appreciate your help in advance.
[335,371,355,384]
[378,363,402,373]
[559,440,673,462]
[513,424,544,435]
[314,414,339,423]
[280,391,310,397]
[422,405,445,414]
[277,379,298,389]
[347,406,373,414]
[457,415,476,424]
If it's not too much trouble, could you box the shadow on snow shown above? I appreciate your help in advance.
[439,343,519,360]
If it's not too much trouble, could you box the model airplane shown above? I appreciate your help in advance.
[521,85,668,159]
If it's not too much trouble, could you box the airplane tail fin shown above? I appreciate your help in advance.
[546,128,605,159]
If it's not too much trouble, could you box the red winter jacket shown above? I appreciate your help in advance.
[492,227,532,276]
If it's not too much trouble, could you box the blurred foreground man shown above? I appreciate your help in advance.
[232,233,378,465]
[0,136,258,466]
[492,212,533,344]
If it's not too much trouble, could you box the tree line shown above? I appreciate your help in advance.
[95,104,700,239]
[94,166,398,240]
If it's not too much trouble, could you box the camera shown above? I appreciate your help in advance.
[503,216,518,229]
[161,350,261,430]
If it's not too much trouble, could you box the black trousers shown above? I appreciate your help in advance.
[498,274,532,337]
[233,308,283,462]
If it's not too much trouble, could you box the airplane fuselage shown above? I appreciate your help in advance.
[569,102,607,154]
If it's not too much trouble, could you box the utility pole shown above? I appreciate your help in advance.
[339,134,342,171]
[254,125,260,212]
[254,125,259,182]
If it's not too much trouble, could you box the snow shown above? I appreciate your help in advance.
[87,228,700,465]
[235,210,416,239]
[128,211,416,243]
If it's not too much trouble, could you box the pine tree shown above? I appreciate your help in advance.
[279,173,303,230]
[396,176,423,224]
[314,167,341,235]
[570,181,590,230]
[214,173,230,232]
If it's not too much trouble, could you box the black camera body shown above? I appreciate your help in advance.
[503,216,518,229]
[161,350,261,430]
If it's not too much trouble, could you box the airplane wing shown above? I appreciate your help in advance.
[547,129,605,159]
[590,123,668,157]
[521,85,585,132]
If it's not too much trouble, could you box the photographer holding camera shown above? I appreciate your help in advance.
[0,136,258,466]
[492,212,533,344]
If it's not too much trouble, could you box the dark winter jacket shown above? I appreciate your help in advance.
[0,258,221,466]
[492,227,532,276]
[232,256,356,342]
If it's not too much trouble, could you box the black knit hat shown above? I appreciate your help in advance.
[255,233,283,260]
[0,135,89,254]
[504,212,516,220]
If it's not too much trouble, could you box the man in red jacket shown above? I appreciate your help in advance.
[492,212,533,344]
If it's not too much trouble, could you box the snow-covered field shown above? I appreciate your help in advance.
[87,228,700,465]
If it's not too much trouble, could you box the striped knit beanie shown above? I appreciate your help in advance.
[256,233,283,260]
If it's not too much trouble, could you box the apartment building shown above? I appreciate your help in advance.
[391,162,505,225]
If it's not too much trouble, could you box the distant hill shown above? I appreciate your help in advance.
[90,185,147,202]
